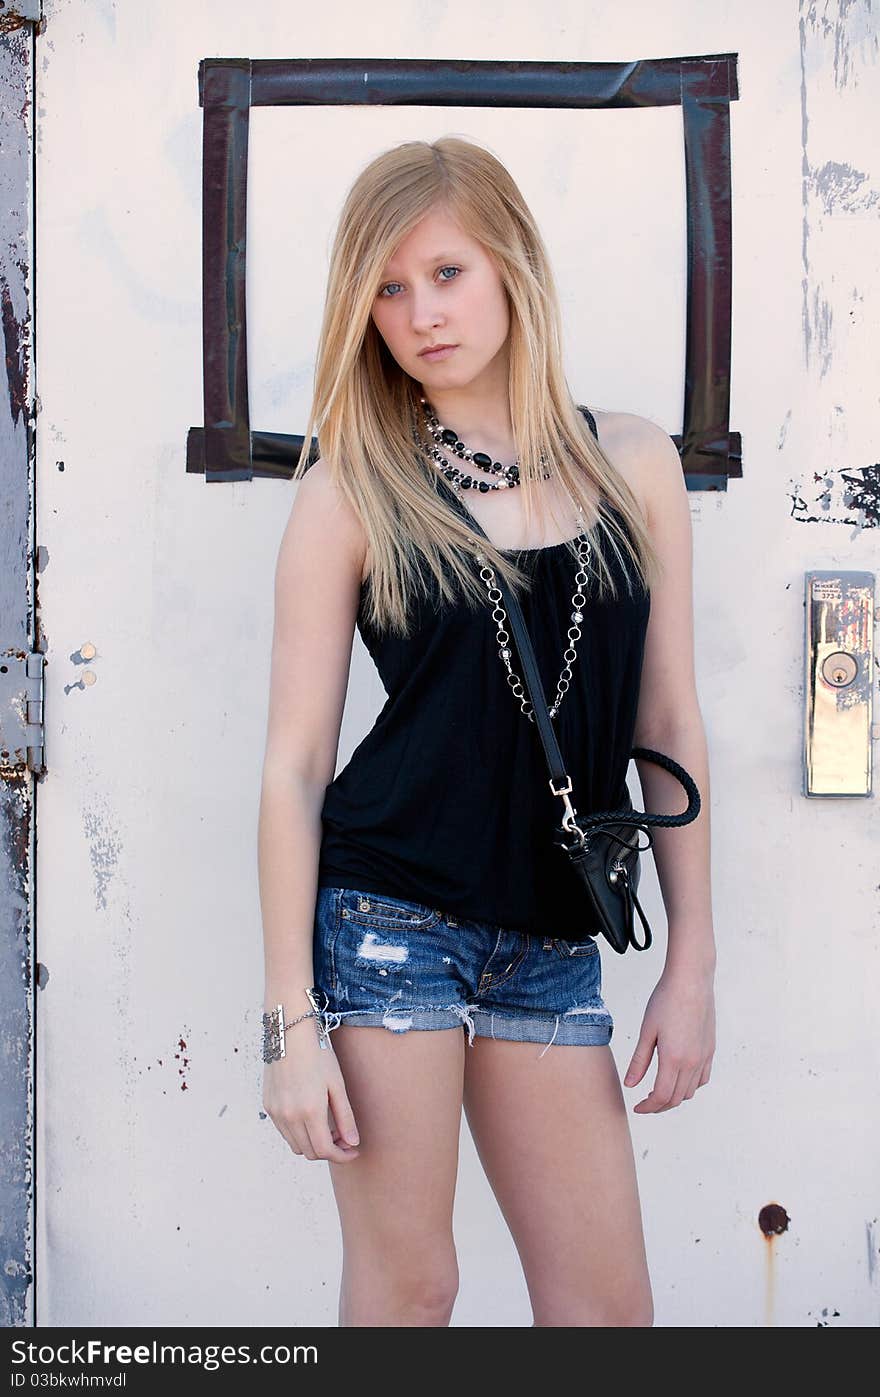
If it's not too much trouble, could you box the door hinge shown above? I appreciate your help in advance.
[0,651,45,775]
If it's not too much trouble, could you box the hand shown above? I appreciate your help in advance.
[262,1026,362,1162]
[622,962,715,1113]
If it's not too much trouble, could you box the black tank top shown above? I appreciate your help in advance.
[318,408,651,936]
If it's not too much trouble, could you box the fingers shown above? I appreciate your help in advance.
[623,1028,658,1087]
[270,1113,361,1162]
[632,1066,682,1113]
[301,1112,360,1162]
[327,1087,360,1149]
[263,1099,362,1163]
[631,1057,712,1112]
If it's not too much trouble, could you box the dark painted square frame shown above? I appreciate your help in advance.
[186,55,741,489]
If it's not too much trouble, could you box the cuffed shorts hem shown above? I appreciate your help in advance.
[319,1002,613,1049]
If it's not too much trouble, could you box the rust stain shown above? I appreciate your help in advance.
[174,1035,190,1091]
[759,1203,790,1327]
[0,768,30,874]
[0,14,36,36]
[759,1203,791,1236]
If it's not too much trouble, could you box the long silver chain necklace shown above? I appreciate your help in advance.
[413,398,593,722]
[474,535,593,722]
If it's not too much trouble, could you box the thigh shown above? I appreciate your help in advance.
[462,1038,653,1326]
[327,1022,466,1289]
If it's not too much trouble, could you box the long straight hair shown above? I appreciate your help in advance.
[294,135,661,637]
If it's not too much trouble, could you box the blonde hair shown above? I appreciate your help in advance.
[294,135,661,636]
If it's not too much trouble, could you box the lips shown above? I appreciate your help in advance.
[418,343,458,360]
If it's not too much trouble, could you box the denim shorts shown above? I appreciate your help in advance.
[312,885,614,1052]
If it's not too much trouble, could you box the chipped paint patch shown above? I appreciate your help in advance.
[814,159,880,216]
[866,1218,879,1286]
[799,1,880,376]
[0,275,29,425]
[801,0,880,92]
[790,461,880,529]
[81,798,123,911]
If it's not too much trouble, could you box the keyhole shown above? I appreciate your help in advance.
[820,651,858,688]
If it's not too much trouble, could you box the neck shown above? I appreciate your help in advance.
[418,350,516,463]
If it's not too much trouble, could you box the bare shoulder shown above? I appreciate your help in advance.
[590,409,685,526]
[280,456,369,585]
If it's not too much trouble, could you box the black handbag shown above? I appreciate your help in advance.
[457,510,702,954]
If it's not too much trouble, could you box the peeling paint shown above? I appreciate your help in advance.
[866,1217,879,1286]
[815,1305,842,1326]
[80,799,122,911]
[790,461,880,528]
[813,159,880,215]
[801,0,880,92]
[0,276,29,425]
[798,0,880,377]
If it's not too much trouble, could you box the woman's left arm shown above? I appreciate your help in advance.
[618,417,716,1113]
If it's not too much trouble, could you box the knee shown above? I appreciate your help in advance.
[533,1289,654,1328]
[342,1254,459,1326]
[400,1272,459,1324]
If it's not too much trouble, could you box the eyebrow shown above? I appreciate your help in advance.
[381,250,465,273]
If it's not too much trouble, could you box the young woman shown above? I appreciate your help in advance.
[258,136,716,1327]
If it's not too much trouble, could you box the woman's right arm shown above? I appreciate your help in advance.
[258,457,367,1163]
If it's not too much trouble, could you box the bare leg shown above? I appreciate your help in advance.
[463,1039,653,1326]
[327,1023,466,1326]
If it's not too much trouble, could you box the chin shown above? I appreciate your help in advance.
[415,359,468,382]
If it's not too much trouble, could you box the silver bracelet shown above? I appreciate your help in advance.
[261,987,335,1061]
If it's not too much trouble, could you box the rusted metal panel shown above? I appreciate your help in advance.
[0,5,43,34]
[186,53,742,489]
[0,16,37,1329]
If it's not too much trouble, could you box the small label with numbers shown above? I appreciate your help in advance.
[812,581,842,602]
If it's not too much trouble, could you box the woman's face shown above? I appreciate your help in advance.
[370,205,510,391]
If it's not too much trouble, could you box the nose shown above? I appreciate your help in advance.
[409,284,446,336]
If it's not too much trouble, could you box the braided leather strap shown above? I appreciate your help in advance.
[571,747,701,831]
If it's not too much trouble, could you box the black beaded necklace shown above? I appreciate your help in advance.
[415,394,552,491]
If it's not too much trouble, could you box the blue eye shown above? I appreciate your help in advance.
[377,266,461,298]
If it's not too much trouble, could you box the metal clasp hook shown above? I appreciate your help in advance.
[548,774,585,841]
